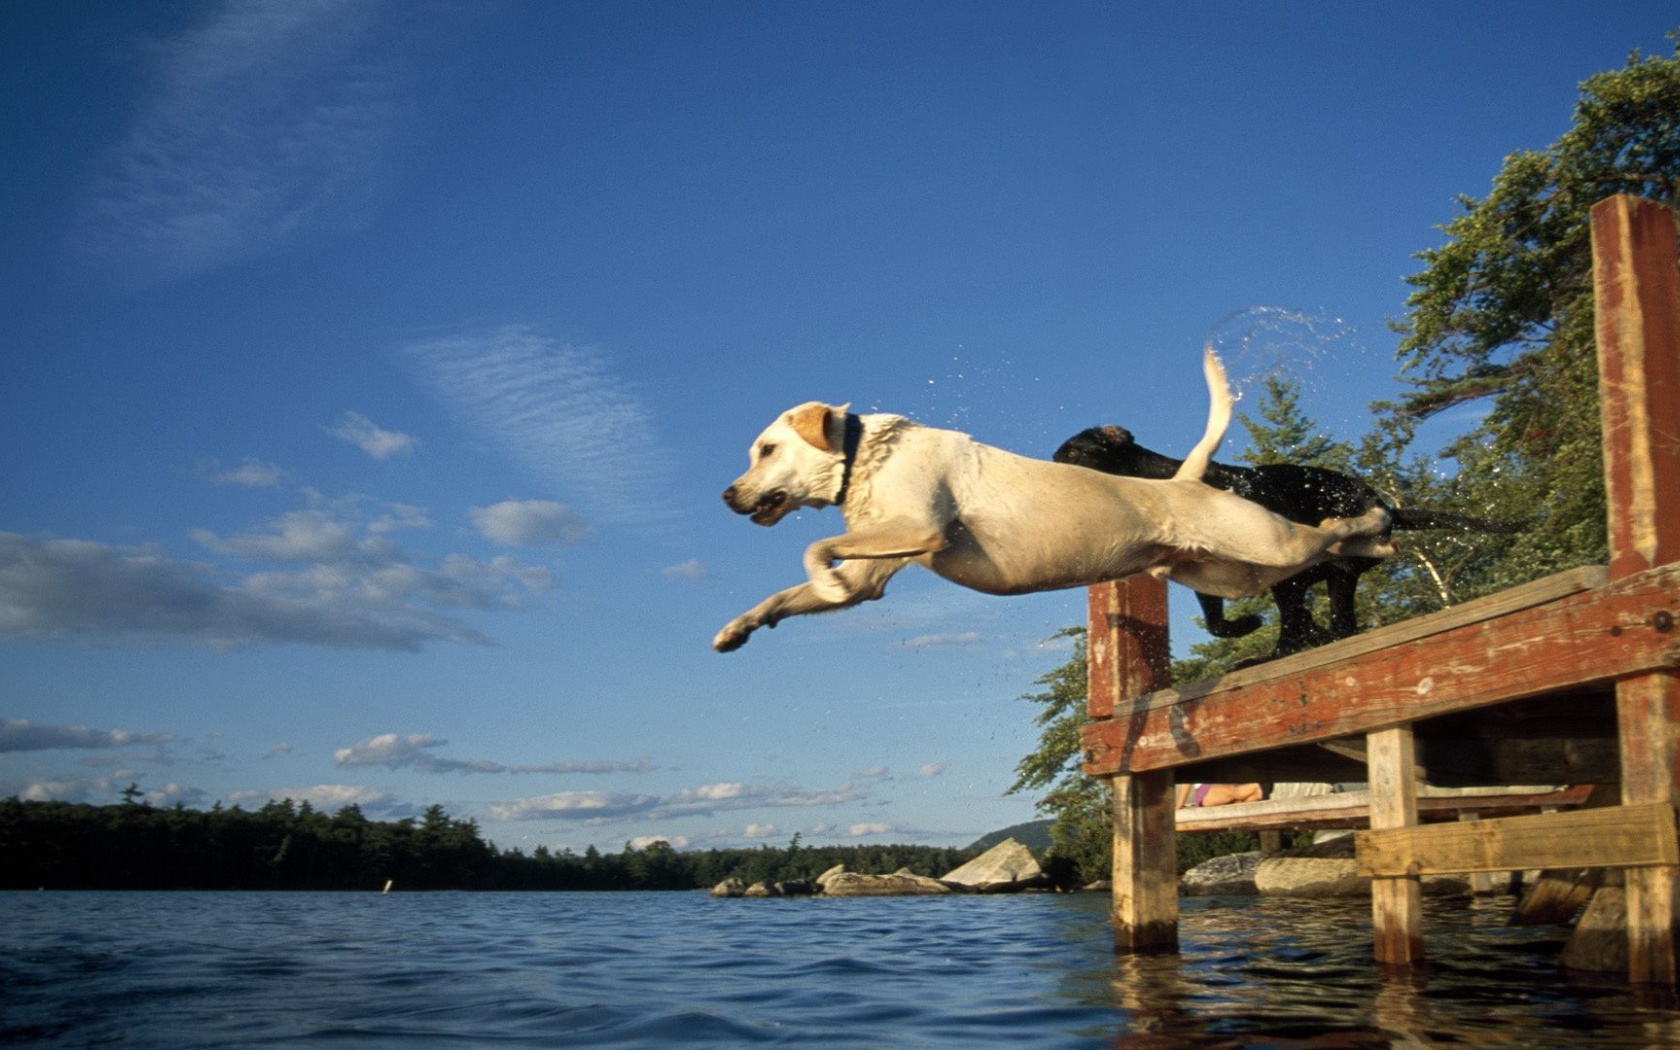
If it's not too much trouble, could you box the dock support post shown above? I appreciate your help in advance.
[1088,576,1176,953]
[1592,194,1680,986]
[1368,724,1424,966]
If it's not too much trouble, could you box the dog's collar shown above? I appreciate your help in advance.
[834,414,864,505]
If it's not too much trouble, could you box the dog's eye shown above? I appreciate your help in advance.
[758,442,777,459]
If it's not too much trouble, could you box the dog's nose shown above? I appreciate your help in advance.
[722,486,739,509]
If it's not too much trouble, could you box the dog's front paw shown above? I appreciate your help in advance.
[713,618,756,652]
[810,568,853,604]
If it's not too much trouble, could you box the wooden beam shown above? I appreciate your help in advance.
[1368,726,1423,966]
[1174,785,1595,834]
[1081,561,1680,777]
[1357,802,1679,877]
[1594,194,1680,987]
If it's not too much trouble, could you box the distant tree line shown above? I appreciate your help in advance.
[0,794,978,892]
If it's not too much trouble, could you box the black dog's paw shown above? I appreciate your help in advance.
[1204,613,1264,638]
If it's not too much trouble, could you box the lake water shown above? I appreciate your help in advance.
[4,890,1680,1048]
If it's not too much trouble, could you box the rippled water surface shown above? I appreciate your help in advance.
[4,890,1679,1048]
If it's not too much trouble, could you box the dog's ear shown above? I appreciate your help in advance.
[787,403,836,451]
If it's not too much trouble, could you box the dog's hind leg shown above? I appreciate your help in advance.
[1324,562,1368,639]
[1196,592,1263,638]
[1271,575,1329,655]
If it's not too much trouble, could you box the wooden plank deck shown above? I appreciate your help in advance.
[1174,784,1595,834]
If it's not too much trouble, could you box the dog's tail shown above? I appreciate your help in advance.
[1173,345,1233,482]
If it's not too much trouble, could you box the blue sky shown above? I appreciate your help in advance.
[3,2,1673,855]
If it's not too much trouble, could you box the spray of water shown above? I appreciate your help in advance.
[1205,306,1370,407]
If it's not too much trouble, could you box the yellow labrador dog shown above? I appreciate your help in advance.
[714,349,1395,652]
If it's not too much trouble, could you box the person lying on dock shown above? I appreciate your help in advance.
[1177,782,1264,808]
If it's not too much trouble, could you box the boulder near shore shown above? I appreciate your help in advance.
[709,838,1049,899]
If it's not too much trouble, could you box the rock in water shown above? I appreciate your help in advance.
[1181,851,1262,896]
[709,877,747,898]
[940,838,1047,893]
[822,871,953,897]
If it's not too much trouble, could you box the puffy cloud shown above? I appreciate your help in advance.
[15,775,205,808]
[742,823,778,839]
[469,500,591,547]
[326,411,416,460]
[0,517,547,651]
[0,719,176,753]
[916,762,947,779]
[847,823,893,837]
[628,835,688,850]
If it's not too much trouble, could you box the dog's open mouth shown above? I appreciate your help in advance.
[749,491,789,525]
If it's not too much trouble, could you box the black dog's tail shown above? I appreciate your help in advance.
[1390,508,1524,533]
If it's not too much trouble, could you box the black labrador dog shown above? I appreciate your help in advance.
[1054,424,1518,658]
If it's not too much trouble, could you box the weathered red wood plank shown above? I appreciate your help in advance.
[1595,195,1680,986]
[1592,195,1680,581]
[1082,561,1680,777]
[1087,577,1169,719]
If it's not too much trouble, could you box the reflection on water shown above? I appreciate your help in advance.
[3,890,1679,1048]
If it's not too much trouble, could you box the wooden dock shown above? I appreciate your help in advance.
[1081,195,1680,984]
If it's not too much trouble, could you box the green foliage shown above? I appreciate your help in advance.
[1006,628,1112,883]
[1385,36,1680,597]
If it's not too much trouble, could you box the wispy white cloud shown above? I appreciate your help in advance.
[489,777,871,825]
[470,500,592,547]
[202,458,284,487]
[226,784,392,812]
[901,631,983,649]
[661,558,708,583]
[405,327,675,529]
[326,411,417,460]
[69,0,404,287]
[333,732,655,776]
[0,720,177,753]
